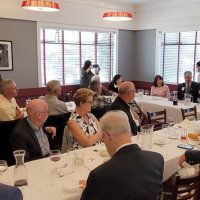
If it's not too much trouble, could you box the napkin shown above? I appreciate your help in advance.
[177,119,194,129]
[178,163,199,178]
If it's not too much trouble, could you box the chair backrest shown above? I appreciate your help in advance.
[181,106,197,121]
[171,172,200,200]
[129,100,147,125]
[43,112,71,150]
[147,109,167,131]
[0,119,20,166]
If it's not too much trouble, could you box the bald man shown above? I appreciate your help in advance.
[109,81,140,135]
[10,99,55,162]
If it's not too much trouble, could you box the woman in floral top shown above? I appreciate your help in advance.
[67,88,102,149]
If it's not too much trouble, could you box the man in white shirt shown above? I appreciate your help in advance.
[0,79,24,121]
[80,111,164,200]
[39,80,68,115]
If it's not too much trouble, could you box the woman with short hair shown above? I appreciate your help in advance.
[67,88,102,149]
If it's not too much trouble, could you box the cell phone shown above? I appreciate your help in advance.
[177,144,194,150]
[93,64,99,68]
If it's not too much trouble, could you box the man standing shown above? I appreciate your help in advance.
[109,81,140,135]
[0,79,24,121]
[10,99,55,162]
[177,71,200,102]
[80,111,164,200]
[39,80,68,115]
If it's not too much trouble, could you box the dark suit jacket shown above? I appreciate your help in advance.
[81,144,164,200]
[177,81,200,102]
[109,96,138,135]
[10,118,44,162]
[185,150,200,165]
[0,183,23,200]
[108,82,118,93]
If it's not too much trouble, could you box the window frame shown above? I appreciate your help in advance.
[37,22,118,87]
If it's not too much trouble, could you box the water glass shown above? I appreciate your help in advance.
[162,124,170,141]
[50,150,61,174]
[74,151,85,166]
[138,89,144,100]
[0,160,8,176]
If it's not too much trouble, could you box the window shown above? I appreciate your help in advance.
[158,31,200,84]
[40,28,116,86]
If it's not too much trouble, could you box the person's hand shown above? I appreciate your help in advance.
[79,180,86,190]
[15,110,24,119]
[45,127,56,138]
[178,153,186,168]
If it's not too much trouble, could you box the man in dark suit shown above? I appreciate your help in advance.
[80,110,164,200]
[179,150,200,167]
[109,81,140,135]
[10,99,56,162]
[0,183,23,200]
[177,71,200,102]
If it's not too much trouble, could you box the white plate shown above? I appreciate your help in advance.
[154,139,166,145]
[168,135,179,139]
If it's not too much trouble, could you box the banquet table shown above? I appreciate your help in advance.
[2,128,199,200]
[135,95,200,123]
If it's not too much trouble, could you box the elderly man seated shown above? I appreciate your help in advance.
[10,99,56,162]
[80,110,164,200]
[39,80,68,115]
[109,81,140,135]
[0,79,24,121]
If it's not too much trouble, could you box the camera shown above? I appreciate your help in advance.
[93,64,99,68]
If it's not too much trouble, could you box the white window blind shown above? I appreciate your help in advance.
[158,31,200,84]
[40,28,116,86]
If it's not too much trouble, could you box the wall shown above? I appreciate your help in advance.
[135,0,200,32]
[134,29,156,82]
[118,30,136,81]
[0,18,38,88]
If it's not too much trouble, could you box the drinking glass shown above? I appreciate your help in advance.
[167,117,175,126]
[0,160,8,177]
[162,124,169,141]
[144,90,149,95]
[50,150,61,174]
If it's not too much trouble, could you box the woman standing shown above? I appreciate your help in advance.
[80,60,100,88]
[150,75,170,98]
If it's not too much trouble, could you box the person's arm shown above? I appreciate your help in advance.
[131,110,141,125]
[67,119,102,147]
[150,86,154,96]
[15,107,24,119]
[44,126,56,138]
[165,85,170,98]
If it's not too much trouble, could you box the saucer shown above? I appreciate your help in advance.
[154,139,166,145]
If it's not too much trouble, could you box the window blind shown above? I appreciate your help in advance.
[40,28,116,86]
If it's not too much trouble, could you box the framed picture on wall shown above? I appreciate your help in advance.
[0,40,13,71]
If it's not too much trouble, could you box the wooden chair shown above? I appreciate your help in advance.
[147,109,167,131]
[161,171,200,200]
[43,112,71,151]
[0,119,20,166]
[181,106,197,121]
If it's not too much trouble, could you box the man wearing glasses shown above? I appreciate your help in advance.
[10,99,56,162]
[109,81,140,135]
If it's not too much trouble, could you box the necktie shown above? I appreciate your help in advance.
[186,84,190,93]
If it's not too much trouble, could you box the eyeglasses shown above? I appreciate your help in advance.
[36,111,49,114]
[85,101,93,105]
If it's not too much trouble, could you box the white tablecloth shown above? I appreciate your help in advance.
[3,128,199,200]
[135,95,200,123]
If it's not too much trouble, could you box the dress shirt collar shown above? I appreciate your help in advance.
[27,117,41,131]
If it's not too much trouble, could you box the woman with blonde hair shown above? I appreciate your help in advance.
[67,88,102,149]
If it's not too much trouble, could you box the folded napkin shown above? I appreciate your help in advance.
[84,160,102,171]
[177,119,194,129]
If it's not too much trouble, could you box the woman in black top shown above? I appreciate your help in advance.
[108,74,122,93]
[80,60,99,88]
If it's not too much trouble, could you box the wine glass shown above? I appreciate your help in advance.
[50,150,61,174]
[0,160,8,181]
[144,90,149,95]
[167,117,175,126]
